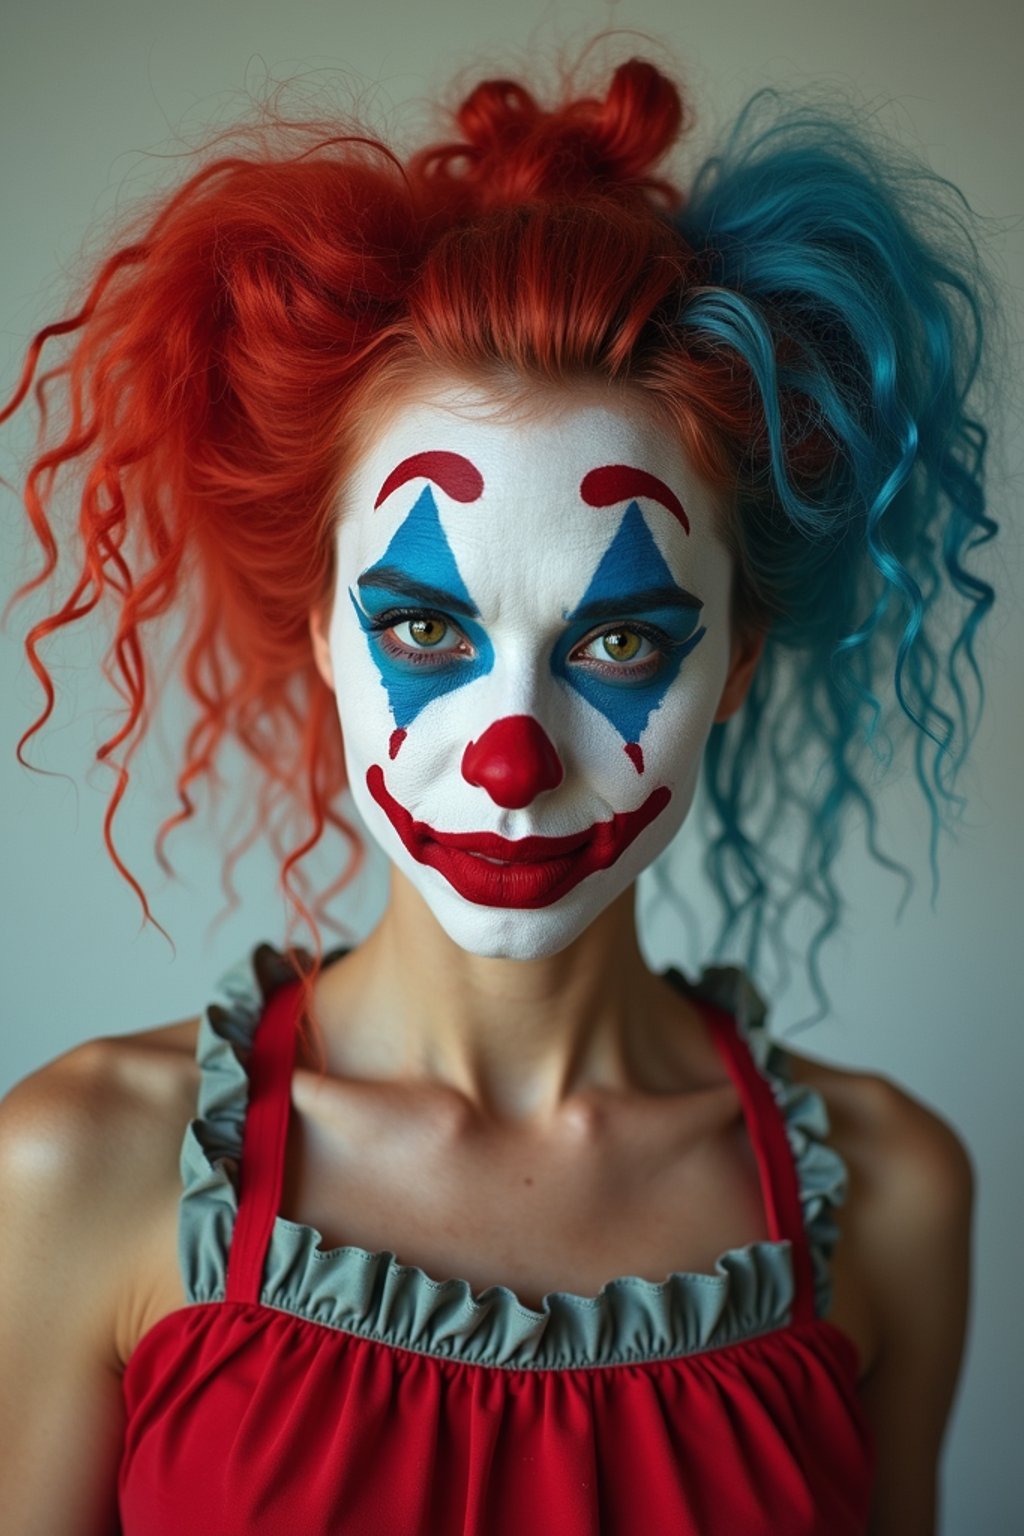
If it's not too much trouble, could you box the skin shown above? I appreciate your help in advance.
[0,376,974,1536]
[309,377,761,1116]
[323,379,743,967]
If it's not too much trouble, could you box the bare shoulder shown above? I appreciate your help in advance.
[0,1016,202,1184]
[0,1018,203,1358]
[784,1047,974,1312]
[785,1047,974,1222]
[0,1023,203,1528]
[784,1047,974,1535]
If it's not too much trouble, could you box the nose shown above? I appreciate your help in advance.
[461,715,564,809]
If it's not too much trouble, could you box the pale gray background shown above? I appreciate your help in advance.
[2,2,1021,1531]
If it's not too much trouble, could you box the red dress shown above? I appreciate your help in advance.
[118,945,875,1533]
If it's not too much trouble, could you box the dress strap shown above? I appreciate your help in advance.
[225,977,303,1305]
[698,999,817,1326]
[221,969,817,1322]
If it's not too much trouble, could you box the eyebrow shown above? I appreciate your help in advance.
[358,568,702,624]
[356,565,480,619]
[374,451,485,510]
[580,464,691,535]
[571,584,703,623]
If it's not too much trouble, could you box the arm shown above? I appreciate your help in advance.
[851,1077,975,1536]
[0,1042,135,1536]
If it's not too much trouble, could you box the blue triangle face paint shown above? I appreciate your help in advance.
[551,501,707,742]
[348,485,493,731]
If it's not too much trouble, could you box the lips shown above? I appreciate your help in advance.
[366,764,671,908]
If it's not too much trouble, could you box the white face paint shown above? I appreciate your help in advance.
[322,379,738,960]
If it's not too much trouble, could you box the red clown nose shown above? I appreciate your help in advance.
[460,715,564,809]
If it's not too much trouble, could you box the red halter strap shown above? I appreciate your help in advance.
[225,978,817,1327]
[698,999,817,1327]
[225,979,302,1305]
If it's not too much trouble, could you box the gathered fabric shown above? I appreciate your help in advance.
[118,946,875,1534]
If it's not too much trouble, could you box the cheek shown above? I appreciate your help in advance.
[330,623,469,792]
[329,577,730,801]
[327,617,388,761]
[572,634,729,785]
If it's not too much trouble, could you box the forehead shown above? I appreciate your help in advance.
[337,382,727,593]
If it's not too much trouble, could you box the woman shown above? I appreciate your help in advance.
[0,48,997,1535]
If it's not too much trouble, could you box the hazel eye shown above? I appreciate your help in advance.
[598,629,645,662]
[567,622,671,685]
[367,607,474,666]
[577,627,657,666]
[400,615,451,649]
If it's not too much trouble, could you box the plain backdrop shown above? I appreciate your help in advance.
[2,2,1022,1531]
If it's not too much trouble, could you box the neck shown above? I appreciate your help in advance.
[311,871,684,1126]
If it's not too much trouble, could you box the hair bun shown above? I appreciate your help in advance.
[417,59,687,207]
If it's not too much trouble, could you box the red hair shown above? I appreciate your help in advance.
[2,55,798,1060]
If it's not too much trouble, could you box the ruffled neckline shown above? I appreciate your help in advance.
[177,944,848,1371]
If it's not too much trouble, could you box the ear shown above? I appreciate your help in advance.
[714,626,767,724]
[309,602,335,693]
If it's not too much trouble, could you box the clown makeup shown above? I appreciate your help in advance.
[319,379,740,961]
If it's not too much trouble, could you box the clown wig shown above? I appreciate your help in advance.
[2,50,1002,1040]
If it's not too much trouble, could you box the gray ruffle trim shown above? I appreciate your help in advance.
[178,945,847,1371]
[662,965,846,1325]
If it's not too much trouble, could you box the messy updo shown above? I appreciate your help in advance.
[2,46,1001,1042]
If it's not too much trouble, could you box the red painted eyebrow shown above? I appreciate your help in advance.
[580,464,690,535]
[374,451,484,509]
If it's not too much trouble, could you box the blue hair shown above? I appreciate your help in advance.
[3,59,1003,1030]
[663,88,1003,1027]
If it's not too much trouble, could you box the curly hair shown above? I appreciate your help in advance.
[1,49,1001,1053]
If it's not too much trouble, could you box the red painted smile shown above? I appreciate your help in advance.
[366,764,671,908]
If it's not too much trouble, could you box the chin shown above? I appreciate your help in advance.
[424,882,625,962]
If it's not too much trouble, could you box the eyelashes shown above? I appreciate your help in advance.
[364,606,687,684]
[371,611,473,667]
